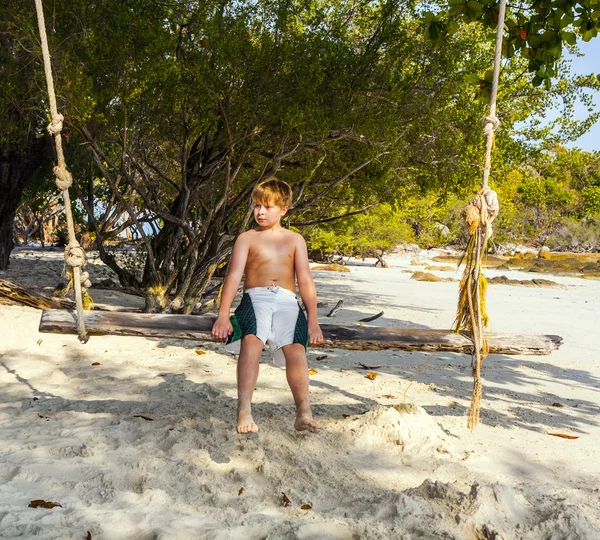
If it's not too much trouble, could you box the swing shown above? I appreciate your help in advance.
[34,0,561,427]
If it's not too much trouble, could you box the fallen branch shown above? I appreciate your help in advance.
[0,278,74,310]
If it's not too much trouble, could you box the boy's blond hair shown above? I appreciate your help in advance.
[251,178,293,208]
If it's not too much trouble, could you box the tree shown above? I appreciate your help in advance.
[46,0,507,312]
[8,0,597,305]
[0,1,52,269]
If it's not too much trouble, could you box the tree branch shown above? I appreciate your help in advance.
[291,204,377,226]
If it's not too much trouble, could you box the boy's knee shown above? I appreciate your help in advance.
[281,343,306,359]
[241,334,264,349]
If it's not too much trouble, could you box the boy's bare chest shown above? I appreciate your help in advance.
[248,239,295,266]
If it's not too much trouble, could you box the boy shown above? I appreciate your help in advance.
[212,179,323,434]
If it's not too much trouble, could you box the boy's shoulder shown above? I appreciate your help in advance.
[240,228,305,244]
[280,229,306,246]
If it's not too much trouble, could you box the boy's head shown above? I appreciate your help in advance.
[251,178,292,228]
[251,178,293,209]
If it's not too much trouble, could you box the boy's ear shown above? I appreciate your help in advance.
[280,205,289,216]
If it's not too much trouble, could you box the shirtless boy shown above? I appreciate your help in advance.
[212,179,323,434]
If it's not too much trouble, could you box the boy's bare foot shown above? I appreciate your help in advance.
[237,406,258,434]
[294,408,318,432]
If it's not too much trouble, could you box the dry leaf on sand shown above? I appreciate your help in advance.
[195,349,206,355]
[238,487,244,496]
[548,432,579,440]
[365,372,378,380]
[300,504,312,510]
[316,355,328,361]
[28,500,62,509]
[282,493,292,507]
[91,362,101,366]
[308,368,318,375]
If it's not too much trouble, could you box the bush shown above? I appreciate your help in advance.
[306,204,415,259]
[582,186,600,217]
[54,227,68,247]
[545,217,600,252]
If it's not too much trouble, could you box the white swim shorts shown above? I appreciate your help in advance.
[225,286,309,367]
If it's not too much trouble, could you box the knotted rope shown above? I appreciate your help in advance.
[454,0,506,429]
[34,0,91,343]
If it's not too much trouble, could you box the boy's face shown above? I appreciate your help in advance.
[253,199,288,228]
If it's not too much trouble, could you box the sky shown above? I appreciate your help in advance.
[564,39,600,152]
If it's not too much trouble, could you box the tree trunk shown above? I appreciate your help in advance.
[0,209,16,270]
[0,135,50,270]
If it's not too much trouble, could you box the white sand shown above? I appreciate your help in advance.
[1,248,599,539]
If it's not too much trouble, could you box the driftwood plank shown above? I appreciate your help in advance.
[39,309,562,355]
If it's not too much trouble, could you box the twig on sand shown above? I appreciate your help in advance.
[327,299,344,317]
[359,311,384,323]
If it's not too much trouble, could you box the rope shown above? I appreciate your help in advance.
[34,0,90,343]
[456,0,506,429]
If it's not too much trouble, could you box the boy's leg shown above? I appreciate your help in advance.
[281,343,318,432]
[237,335,264,433]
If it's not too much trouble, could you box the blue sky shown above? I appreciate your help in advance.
[565,39,600,152]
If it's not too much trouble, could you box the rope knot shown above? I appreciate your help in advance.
[483,115,499,136]
[463,188,499,235]
[47,113,64,135]
[481,188,499,224]
[54,164,73,190]
[65,243,86,269]
[80,271,92,289]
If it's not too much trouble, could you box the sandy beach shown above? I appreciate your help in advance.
[1,247,599,539]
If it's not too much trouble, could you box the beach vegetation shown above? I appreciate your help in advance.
[2,0,600,309]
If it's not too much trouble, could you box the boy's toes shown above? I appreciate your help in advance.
[237,410,258,434]
[294,414,318,432]
[237,422,258,434]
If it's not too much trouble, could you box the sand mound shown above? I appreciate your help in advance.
[342,404,448,455]
[405,479,600,539]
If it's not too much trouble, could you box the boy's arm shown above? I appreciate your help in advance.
[212,234,249,341]
[294,235,323,345]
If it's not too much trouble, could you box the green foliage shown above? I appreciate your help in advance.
[516,176,574,210]
[428,0,600,90]
[582,185,600,216]
[306,204,415,258]
[489,146,600,244]
[55,227,69,247]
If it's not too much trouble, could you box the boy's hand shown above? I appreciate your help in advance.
[308,320,323,346]
[212,314,233,342]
